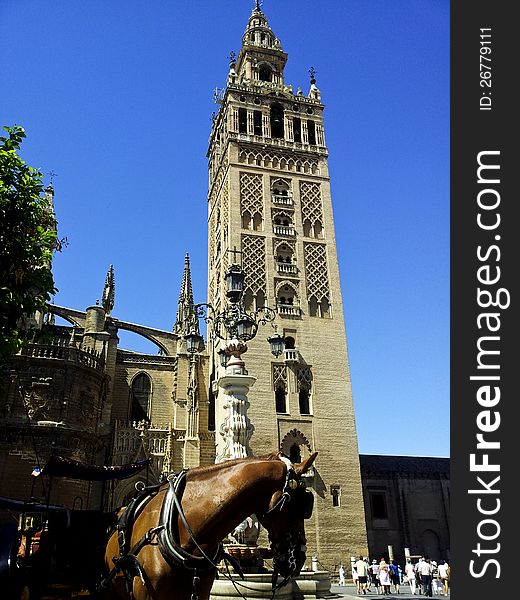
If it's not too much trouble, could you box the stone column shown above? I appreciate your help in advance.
[215,372,256,463]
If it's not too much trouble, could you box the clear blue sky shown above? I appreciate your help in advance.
[2,1,449,457]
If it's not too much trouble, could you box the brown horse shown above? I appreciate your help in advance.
[101,452,317,600]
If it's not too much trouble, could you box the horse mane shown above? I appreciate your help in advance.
[188,452,283,478]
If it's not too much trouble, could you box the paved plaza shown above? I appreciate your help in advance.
[328,583,450,599]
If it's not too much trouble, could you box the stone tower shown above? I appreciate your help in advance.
[206,4,368,566]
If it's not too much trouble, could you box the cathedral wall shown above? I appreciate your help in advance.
[111,354,177,426]
[0,348,106,511]
[361,457,450,564]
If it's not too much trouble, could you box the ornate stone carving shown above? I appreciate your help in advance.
[304,242,330,303]
[300,181,323,229]
[240,172,263,220]
[241,235,267,296]
[23,377,54,420]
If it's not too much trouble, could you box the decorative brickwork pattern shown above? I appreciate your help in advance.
[296,366,312,391]
[272,364,287,391]
[240,172,263,219]
[241,234,266,295]
[280,428,313,454]
[304,242,330,302]
[238,149,319,175]
[300,181,323,227]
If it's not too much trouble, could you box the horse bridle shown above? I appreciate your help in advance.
[259,458,314,521]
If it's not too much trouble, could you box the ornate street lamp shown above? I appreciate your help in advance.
[267,332,285,358]
[225,263,245,304]
[184,263,284,370]
[185,328,205,355]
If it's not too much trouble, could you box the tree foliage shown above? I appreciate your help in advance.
[0,125,62,359]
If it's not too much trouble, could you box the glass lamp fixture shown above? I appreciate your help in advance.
[185,330,205,354]
[225,264,245,304]
[267,332,285,357]
[235,314,256,341]
[217,347,229,367]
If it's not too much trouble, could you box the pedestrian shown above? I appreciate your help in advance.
[405,560,417,595]
[432,577,443,595]
[417,557,433,597]
[364,557,372,591]
[338,564,346,586]
[369,559,381,593]
[437,560,450,596]
[389,559,400,594]
[352,564,359,594]
[355,555,369,595]
[379,558,391,595]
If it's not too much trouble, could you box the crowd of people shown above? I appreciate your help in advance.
[337,556,450,596]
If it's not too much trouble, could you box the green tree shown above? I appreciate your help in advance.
[0,125,63,359]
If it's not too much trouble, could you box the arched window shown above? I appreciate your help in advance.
[243,288,254,311]
[275,386,287,413]
[320,298,331,318]
[289,443,301,464]
[131,373,151,423]
[309,296,319,317]
[255,289,265,310]
[238,108,247,134]
[277,285,297,307]
[242,210,252,230]
[253,110,263,135]
[284,336,296,350]
[259,64,272,82]
[276,244,293,264]
[293,117,302,143]
[299,388,310,415]
[307,120,316,145]
[272,179,290,198]
[270,103,284,139]
[252,212,263,231]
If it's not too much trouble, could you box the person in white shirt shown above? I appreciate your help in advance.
[405,560,417,595]
[338,565,346,586]
[437,561,450,596]
[417,558,433,596]
[355,555,369,594]
[369,559,381,594]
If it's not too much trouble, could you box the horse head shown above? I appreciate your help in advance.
[257,452,318,580]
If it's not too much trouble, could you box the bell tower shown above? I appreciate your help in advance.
[207,3,368,565]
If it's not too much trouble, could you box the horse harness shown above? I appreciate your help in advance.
[98,459,313,599]
[98,469,237,598]
[259,460,314,521]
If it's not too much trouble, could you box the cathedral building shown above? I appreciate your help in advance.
[1,2,449,572]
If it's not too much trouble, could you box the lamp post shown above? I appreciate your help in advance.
[184,263,284,461]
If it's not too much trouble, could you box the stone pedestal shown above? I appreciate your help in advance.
[215,373,256,462]
[210,571,331,600]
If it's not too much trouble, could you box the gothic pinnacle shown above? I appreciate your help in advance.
[102,264,115,315]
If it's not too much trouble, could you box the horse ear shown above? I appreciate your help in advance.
[293,451,318,475]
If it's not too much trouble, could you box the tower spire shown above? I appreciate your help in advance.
[174,253,198,336]
[101,264,115,315]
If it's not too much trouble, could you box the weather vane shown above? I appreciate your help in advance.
[309,67,317,85]
[48,170,58,184]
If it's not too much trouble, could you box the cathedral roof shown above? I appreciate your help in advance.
[360,454,450,477]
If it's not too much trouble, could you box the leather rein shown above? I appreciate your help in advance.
[98,470,235,597]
